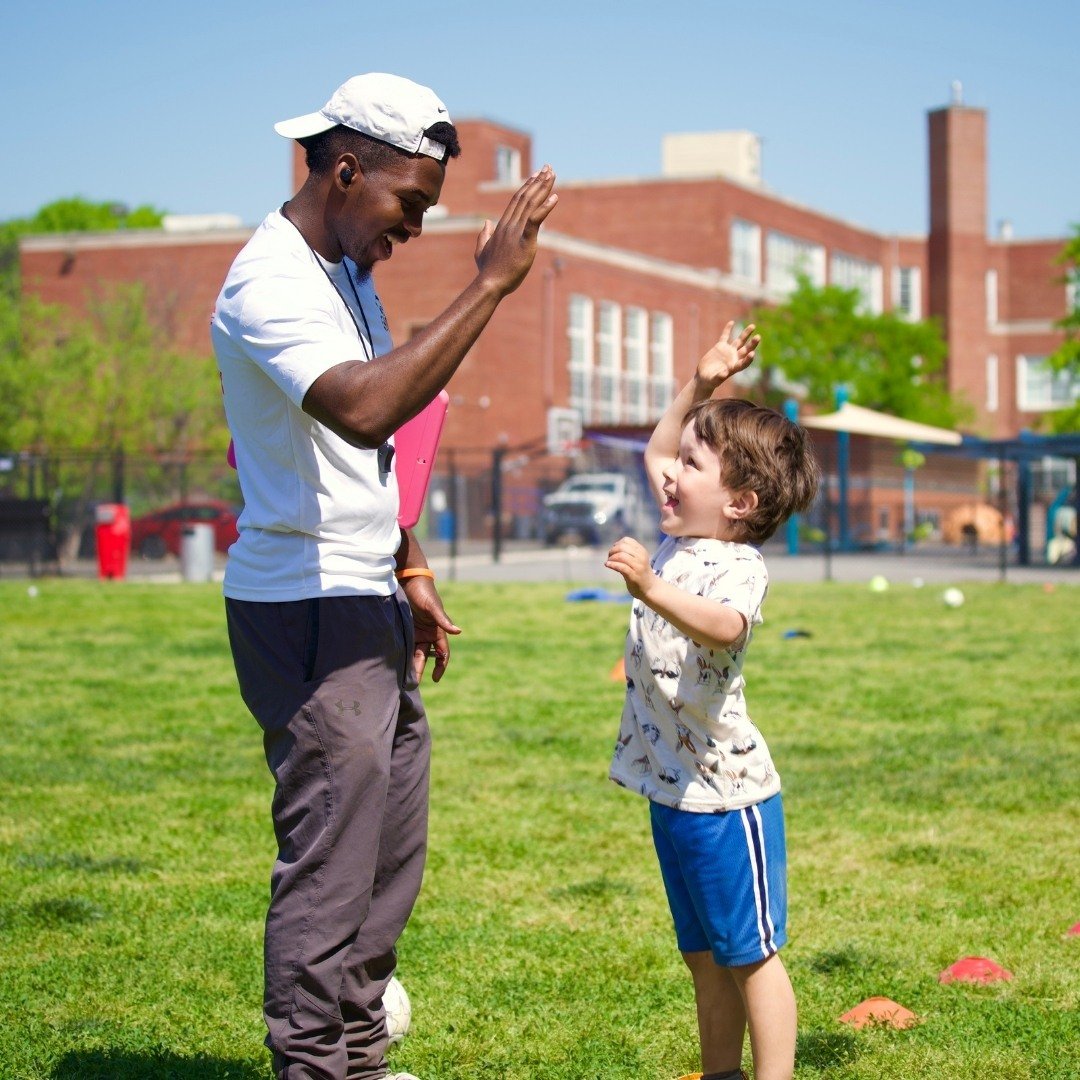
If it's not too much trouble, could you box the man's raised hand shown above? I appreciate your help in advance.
[474,165,558,296]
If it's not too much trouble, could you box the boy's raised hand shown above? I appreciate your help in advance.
[696,321,760,388]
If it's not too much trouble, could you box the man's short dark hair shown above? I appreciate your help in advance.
[299,121,461,177]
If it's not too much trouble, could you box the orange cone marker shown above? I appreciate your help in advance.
[938,956,1013,984]
[838,996,918,1030]
[609,657,626,681]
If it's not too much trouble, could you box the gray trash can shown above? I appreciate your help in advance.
[180,522,215,583]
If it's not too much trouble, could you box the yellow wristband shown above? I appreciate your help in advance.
[396,567,436,581]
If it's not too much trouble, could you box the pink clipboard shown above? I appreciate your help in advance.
[394,390,449,528]
[225,390,448,529]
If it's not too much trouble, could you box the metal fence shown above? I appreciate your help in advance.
[1,440,1073,576]
[0,448,240,570]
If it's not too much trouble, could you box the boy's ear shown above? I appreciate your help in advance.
[724,488,759,522]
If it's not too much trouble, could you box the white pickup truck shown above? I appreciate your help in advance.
[540,471,652,546]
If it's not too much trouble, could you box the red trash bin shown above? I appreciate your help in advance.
[95,503,131,580]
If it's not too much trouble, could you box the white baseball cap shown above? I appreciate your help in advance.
[274,73,452,162]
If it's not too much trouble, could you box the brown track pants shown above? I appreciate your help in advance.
[226,592,430,1079]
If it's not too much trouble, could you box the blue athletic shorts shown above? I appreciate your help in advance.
[650,794,787,967]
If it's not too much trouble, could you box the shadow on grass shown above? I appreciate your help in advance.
[51,1049,267,1079]
[796,1027,862,1071]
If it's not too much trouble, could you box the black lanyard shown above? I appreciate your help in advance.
[280,204,375,361]
[279,205,395,474]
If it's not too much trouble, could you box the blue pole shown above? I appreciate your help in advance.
[784,397,800,555]
[902,466,915,551]
[835,386,850,550]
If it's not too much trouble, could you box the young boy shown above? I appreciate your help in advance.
[605,322,818,1080]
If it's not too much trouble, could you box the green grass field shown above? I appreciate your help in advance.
[1,578,1078,1080]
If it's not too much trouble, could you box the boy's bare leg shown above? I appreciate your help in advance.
[727,954,796,1080]
[682,951,746,1075]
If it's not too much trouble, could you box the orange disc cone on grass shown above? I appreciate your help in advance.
[938,956,1013,984]
[609,657,626,681]
[838,996,919,1030]
[1066,922,1080,938]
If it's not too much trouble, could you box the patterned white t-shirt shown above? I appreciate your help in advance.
[609,535,779,812]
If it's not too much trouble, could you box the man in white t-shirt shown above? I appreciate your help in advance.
[211,73,557,1080]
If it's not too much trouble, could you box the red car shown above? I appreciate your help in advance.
[131,500,240,559]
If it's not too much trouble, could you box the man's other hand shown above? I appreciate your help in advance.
[401,576,461,683]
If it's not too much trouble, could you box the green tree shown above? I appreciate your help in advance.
[5,196,164,240]
[0,197,165,300]
[749,275,969,428]
[3,283,223,455]
[1046,224,1080,433]
[0,196,220,456]
[0,199,230,561]
[0,282,229,560]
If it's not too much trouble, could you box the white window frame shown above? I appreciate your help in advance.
[831,252,884,313]
[495,144,521,185]
[730,219,761,283]
[623,306,649,424]
[893,266,922,320]
[1016,354,1079,412]
[765,231,826,293]
[596,301,623,423]
[568,295,595,419]
[985,354,999,412]
[986,269,999,326]
[649,312,674,416]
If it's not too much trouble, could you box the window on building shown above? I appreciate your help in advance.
[730,219,761,283]
[495,145,521,185]
[624,306,649,424]
[596,301,623,423]
[649,312,674,414]
[1016,354,1079,411]
[985,354,999,412]
[985,269,999,326]
[831,252,884,313]
[766,231,825,293]
[568,295,594,419]
[893,266,921,320]
[1030,456,1076,498]
[914,509,941,537]
[1067,269,1080,315]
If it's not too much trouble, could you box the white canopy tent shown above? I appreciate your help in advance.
[799,402,962,563]
[801,402,962,446]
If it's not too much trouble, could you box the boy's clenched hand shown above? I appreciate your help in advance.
[605,536,655,601]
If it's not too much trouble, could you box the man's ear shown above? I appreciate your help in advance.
[335,153,362,190]
[724,488,759,522]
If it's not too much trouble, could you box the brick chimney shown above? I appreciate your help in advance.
[927,85,990,403]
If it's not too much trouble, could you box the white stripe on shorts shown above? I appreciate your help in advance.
[740,803,777,959]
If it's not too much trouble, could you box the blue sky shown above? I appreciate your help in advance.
[5,0,1077,239]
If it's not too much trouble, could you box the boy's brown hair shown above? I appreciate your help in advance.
[686,397,819,545]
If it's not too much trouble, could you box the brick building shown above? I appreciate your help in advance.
[19,94,1078,544]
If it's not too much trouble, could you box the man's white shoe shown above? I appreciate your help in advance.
[386,1074,421,1080]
